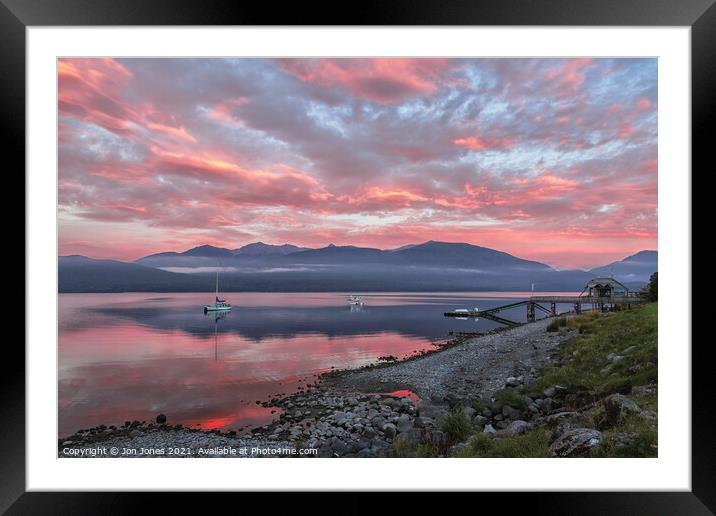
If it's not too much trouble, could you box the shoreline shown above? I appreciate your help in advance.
[59,316,573,457]
[59,304,658,458]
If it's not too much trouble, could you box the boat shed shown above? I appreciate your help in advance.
[582,277,628,298]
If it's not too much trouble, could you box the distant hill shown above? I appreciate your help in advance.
[274,244,388,265]
[136,241,552,270]
[589,250,657,284]
[233,242,310,256]
[137,244,240,268]
[182,244,234,258]
[275,241,550,269]
[59,255,208,293]
[389,241,551,270]
[136,243,309,268]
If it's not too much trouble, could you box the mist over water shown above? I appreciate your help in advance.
[58,291,576,437]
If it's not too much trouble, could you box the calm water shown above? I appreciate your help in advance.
[58,291,576,436]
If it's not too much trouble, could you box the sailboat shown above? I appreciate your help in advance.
[204,271,232,312]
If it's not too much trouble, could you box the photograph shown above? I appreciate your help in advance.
[56,57,658,459]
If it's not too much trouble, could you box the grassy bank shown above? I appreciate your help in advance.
[538,303,657,396]
[390,303,658,458]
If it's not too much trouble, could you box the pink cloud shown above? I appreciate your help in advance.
[545,58,594,95]
[452,136,513,151]
[207,97,250,124]
[635,98,652,111]
[618,123,635,139]
[145,122,197,144]
[58,59,137,135]
[279,58,457,104]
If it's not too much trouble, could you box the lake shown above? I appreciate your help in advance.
[58,291,577,437]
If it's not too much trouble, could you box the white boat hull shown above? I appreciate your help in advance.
[204,305,232,312]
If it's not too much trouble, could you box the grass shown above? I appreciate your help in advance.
[537,303,658,458]
[472,399,487,414]
[440,407,473,443]
[391,434,416,457]
[588,408,658,457]
[546,317,568,332]
[538,303,657,396]
[456,428,552,458]
[495,388,529,411]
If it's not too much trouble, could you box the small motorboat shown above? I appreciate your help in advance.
[347,295,364,306]
[204,272,232,312]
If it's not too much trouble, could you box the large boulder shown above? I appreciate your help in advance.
[549,428,602,457]
[545,411,586,429]
[382,423,397,439]
[396,414,413,434]
[488,400,504,414]
[462,407,477,419]
[473,415,488,429]
[502,405,522,421]
[631,384,657,397]
[443,393,463,408]
[413,417,433,429]
[543,385,568,399]
[356,447,377,458]
[505,376,523,387]
[496,420,530,438]
[603,394,642,426]
[418,401,448,420]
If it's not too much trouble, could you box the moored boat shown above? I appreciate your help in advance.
[204,272,232,312]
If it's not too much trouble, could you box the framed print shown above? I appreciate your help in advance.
[6,0,709,511]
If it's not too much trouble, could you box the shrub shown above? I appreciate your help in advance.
[495,388,529,411]
[391,434,416,458]
[646,272,658,302]
[440,407,473,443]
[546,317,567,332]
[472,399,487,414]
[459,433,493,457]
[416,442,440,458]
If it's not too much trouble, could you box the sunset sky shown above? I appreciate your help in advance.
[58,58,657,269]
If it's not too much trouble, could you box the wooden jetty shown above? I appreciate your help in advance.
[444,278,646,326]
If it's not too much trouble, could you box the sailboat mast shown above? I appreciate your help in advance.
[215,271,219,296]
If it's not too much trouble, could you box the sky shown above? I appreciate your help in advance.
[58,58,657,269]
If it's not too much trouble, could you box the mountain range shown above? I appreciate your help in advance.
[59,241,657,293]
[136,240,552,270]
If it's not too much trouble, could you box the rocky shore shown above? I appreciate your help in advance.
[59,317,571,457]
[59,306,658,458]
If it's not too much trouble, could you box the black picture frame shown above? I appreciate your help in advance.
[5,0,707,512]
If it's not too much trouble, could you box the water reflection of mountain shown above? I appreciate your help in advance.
[92,300,532,342]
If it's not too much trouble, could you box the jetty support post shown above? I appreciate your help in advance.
[527,302,535,322]
[550,302,557,316]
[574,302,581,314]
